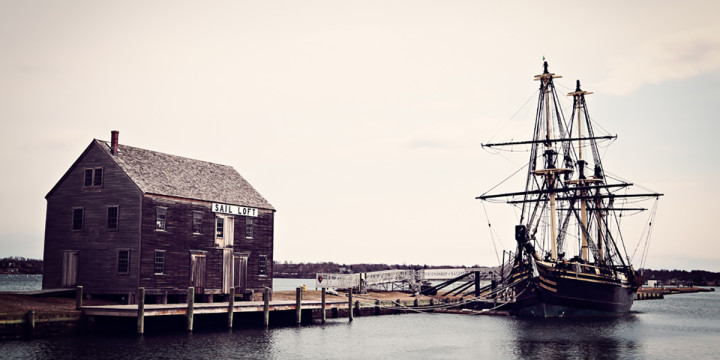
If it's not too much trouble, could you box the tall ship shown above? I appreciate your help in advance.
[477,62,662,317]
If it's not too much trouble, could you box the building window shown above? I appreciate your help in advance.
[84,167,103,187]
[192,211,203,234]
[117,250,130,274]
[84,169,93,187]
[72,208,84,231]
[156,207,167,231]
[154,251,165,274]
[245,217,254,239]
[258,254,268,276]
[107,206,119,230]
[215,217,224,240]
[93,168,103,186]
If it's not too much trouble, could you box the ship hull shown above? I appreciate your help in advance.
[508,262,637,318]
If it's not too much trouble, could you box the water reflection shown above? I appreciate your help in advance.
[1,290,718,359]
[507,315,644,360]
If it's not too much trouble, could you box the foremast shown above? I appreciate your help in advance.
[530,62,569,261]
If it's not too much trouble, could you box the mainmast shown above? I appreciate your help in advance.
[567,80,595,261]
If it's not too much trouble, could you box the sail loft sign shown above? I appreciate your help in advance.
[211,203,259,217]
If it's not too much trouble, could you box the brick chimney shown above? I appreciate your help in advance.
[111,130,119,156]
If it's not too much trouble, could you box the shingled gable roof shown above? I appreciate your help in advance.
[96,139,275,210]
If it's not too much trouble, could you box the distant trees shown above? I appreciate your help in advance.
[273,261,467,278]
[640,268,720,286]
[0,257,43,274]
[2,257,719,285]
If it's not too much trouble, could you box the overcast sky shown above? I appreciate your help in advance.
[1,1,719,271]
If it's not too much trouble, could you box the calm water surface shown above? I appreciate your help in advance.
[1,275,718,359]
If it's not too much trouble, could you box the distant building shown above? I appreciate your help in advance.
[42,131,275,303]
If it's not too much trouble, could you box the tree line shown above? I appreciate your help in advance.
[2,257,719,285]
[0,257,43,274]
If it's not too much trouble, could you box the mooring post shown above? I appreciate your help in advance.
[228,287,235,329]
[414,298,419,307]
[348,290,353,322]
[186,287,195,332]
[375,299,381,315]
[321,288,327,324]
[76,286,83,309]
[474,271,481,297]
[137,287,145,334]
[295,287,303,325]
[26,310,35,338]
[355,300,360,316]
[263,287,270,327]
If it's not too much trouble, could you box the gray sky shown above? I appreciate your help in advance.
[1,1,719,271]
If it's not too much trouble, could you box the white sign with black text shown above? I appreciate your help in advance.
[211,203,259,217]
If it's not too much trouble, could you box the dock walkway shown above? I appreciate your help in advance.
[82,299,348,317]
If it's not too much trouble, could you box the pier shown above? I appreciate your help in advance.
[78,286,464,334]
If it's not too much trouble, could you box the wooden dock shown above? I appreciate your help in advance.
[81,287,353,334]
[82,299,348,317]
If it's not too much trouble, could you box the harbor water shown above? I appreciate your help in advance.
[1,275,718,359]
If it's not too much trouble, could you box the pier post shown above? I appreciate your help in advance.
[76,286,83,309]
[348,291,353,322]
[474,271,480,297]
[187,287,195,332]
[414,298,419,307]
[137,287,145,334]
[263,287,270,327]
[228,287,235,329]
[321,288,326,324]
[26,310,35,338]
[375,299,380,315]
[296,287,303,324]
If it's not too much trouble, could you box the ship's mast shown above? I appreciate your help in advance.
[533,62,564,261]
[567,80,593,261]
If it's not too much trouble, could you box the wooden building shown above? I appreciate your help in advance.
[42,131,275,303]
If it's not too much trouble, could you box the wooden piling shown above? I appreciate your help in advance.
[186,287,195,332]
[321,288,327,324]
[474,271,481,297]
[348,291,353,322]
[26,310,35,337]
[137,287,145,334]
[76,286,83,309]
[228,287,235,329]
[375,299,381,315]
[263,287,270,327]
[295,287,303,324]
[414,298,419,307]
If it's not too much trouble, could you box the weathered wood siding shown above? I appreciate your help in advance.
[43,142,142,294]
[139,195,274,295]
[245,209,274,291]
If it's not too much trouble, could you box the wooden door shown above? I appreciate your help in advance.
[62,251,78,287]
[222,249,233,294]
[234,253,249,292]
[190,253,206,293]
